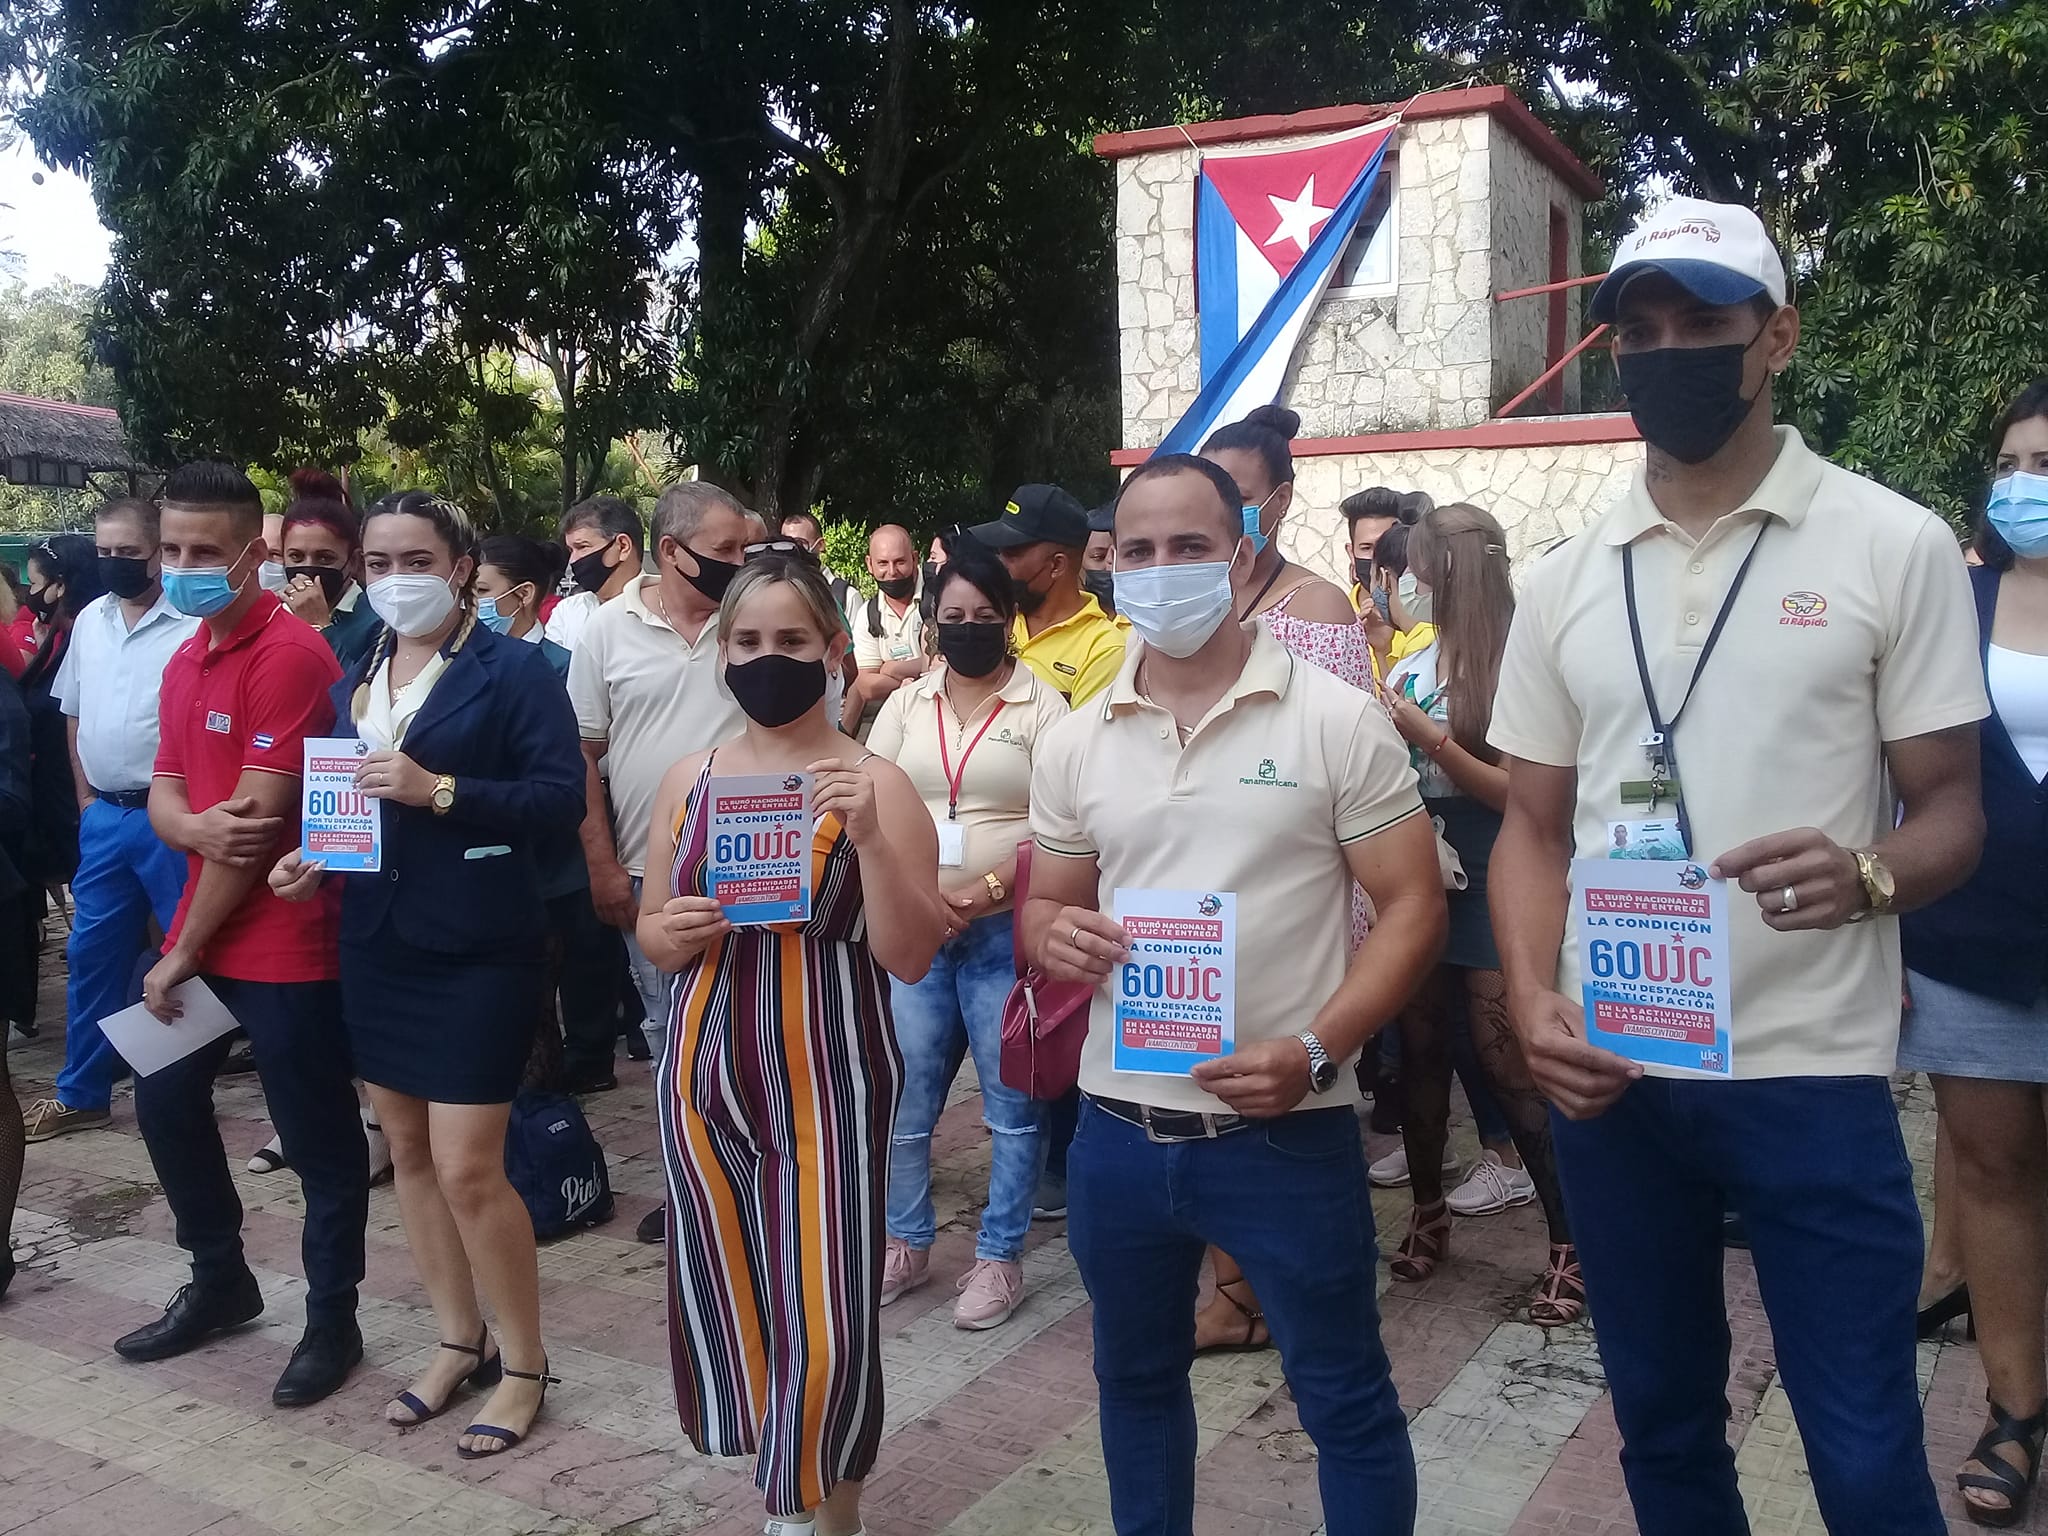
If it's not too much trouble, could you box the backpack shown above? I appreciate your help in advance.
[504,1089,615,1240]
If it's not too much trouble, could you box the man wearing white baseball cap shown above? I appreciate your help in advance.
[1488,195,1988,1533]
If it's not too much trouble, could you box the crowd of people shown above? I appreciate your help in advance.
[0,192,2041,1536]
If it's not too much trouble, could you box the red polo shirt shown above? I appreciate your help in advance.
[155,591,344,983]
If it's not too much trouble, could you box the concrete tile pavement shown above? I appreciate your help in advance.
[2,964,2039,1535]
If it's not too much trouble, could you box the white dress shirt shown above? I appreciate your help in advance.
[53,590,201,792]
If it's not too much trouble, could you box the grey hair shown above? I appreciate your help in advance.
[652,482,750,551]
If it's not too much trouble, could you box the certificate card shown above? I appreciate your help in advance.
[707,774,814,925]
[301,737,382,873]
[1571,857,1733,1078]
[1111,888,1236,1075]
[99,979,242,1079]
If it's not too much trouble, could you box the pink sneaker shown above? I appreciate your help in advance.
[880,1238,929,1306]
[953,1259,1024,1331]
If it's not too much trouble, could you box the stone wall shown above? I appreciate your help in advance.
[1269,434,1646,586]
[1490,127,1582,411]
[1115,110,1588,451]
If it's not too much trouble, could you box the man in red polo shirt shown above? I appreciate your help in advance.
[124,461,369,1409]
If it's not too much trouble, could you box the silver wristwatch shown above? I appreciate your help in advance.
[1298,1030,1339,1093]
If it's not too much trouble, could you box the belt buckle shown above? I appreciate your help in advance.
[1139,1105,1219,1145]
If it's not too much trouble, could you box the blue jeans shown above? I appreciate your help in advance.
[1069,1098,1414,1536]
[1552,1075,1944,1536]
[623,875,669,1059]
[887,912,1046,1262]
[58,800,187,1112]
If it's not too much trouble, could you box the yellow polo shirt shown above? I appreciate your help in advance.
[1031,623,1424,1114]
[1488,427,1988,1079]
[1013,594,1127,705]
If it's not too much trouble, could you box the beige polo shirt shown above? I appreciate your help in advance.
[868,661,1070,879]
[850,584,925,672]
[568,575,744,876]
[1489,427,1989,1078]
[1031,622,1424,1114]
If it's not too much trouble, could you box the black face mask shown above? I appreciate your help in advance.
[284,565,348,605]
[1352,557,1375,591]
[568,546,617,595]
[1081,568,1116,616]
[1616,336,1765,465]
[919,561,939,589]
[23,586,55,621]
[725,653,827,727]
[678,546,740,603]
[1013,556,1055,615]
[99,556,155,602]
[936,620,1008,678]
[877,573,918,602]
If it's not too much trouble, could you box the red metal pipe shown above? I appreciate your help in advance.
[1495,324,1611,419]
[1493,272,1607,303]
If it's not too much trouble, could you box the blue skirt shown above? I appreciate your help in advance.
[1899,969,2048,1084]
[341,930,542,1104]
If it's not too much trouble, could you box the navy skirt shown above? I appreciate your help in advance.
[341,928,541,1104]
[1428,795,1503,973]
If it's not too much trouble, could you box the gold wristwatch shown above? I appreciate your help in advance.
[430,774,457,815]
[983,871,1006,904]
[1845,849,1896,923]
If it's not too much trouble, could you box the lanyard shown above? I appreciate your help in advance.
[1621,520,1769,854]
[935,695,1006,820]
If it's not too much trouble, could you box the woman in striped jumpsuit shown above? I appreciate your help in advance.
[638,555,945,1536]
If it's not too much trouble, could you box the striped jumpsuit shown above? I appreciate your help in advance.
[657,758,902,1516]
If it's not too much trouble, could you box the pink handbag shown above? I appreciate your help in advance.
[997,840,1095,1100]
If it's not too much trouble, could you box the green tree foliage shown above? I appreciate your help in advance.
[0,277,123,529]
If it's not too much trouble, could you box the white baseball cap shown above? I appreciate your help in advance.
[1589,195,1788,323]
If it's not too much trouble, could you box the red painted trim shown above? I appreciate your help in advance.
[0,390,120,421]
[1108,413,1640,466]
[1091,86,1604,201]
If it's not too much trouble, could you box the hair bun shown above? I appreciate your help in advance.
[1245,404,1301,440]
[288,467,350,504]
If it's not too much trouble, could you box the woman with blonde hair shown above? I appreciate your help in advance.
[639,551,946,1536]
[1380,502,1583,1326]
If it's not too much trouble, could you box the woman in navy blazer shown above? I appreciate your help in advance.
[271,493,582,1460]
[1899,383,2048,1526]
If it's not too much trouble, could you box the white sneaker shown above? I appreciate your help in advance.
[1367,1144,1462,1188]
[1446,1150,1537,1216]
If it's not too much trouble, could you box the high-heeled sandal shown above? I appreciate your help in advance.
[456,1360,559,1459]
[386,1326,501,1426]
[1959,1399,2048,1528]
[1194,1278,1272,1355]
[1390,1200,1450,1282]
[1529,1243,1586,1328]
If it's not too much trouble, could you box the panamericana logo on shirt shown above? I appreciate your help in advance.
[205,710,232,734]
[1240,756,1300,789]
[991,726,1031,751]
[1779,590,1828,628]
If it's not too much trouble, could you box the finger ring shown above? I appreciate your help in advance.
[1780,885,1799,913]
[1071,925,1083,949]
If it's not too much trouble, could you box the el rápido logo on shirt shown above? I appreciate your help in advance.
[1779,591,1828,628]
[1239,756,1300,789]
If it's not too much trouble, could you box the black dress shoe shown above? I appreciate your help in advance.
[1722,1211,1750,1250]
[272,1320,364,1406]
[636,1205,666,1244]
[115,1278,264,1361]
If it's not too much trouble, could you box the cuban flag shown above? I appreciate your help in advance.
[1156,121,1398,457]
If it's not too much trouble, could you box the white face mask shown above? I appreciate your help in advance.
[259,559,290,594]
[367,572,459,637]
[1114,556,1239,658]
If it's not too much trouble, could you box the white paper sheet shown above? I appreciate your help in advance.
[97,979,242,1078]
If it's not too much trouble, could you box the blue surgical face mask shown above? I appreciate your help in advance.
[1240,489,1278,556]
[162,549,251,619]
[476,595,515,634]
[1988,469,2048,558]
[1114,551,1243,658]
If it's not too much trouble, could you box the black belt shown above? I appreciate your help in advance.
[1091,1094,1252,1144]
[92,787,151,810]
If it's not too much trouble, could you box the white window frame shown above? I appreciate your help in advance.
[1323,154,1400,300]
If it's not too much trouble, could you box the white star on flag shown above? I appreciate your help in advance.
[1264,176,1335,253]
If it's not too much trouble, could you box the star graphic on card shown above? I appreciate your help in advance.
[1265,176,1335,253]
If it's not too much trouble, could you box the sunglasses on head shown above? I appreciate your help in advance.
[743,540,820,564]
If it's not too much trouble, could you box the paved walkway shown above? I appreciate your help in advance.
[0,954,2032,1535]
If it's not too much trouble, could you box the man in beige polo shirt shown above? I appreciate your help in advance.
[1025,452,1445,1535]
[569,482,748,1242]
[1488,197,1987,1536]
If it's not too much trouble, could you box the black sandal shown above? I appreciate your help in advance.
[386,1326,501,1426]
[457,1360,559,1459]
[1959,1399,2048,1528]
[1194,1279,1272,1355]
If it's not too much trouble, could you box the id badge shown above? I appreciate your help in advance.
[936,820,967,868]
[1607,818,1689,861]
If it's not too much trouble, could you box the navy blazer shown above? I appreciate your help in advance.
[328,622,586,957]
[1901,564,2048,1005]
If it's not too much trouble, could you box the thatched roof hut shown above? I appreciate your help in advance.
[0,391,150,492]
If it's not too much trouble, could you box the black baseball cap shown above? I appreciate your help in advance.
[1086,500,1115,534]
[971,484,1090,550]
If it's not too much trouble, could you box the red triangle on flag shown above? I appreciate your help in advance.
[1200,124,1396,280]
